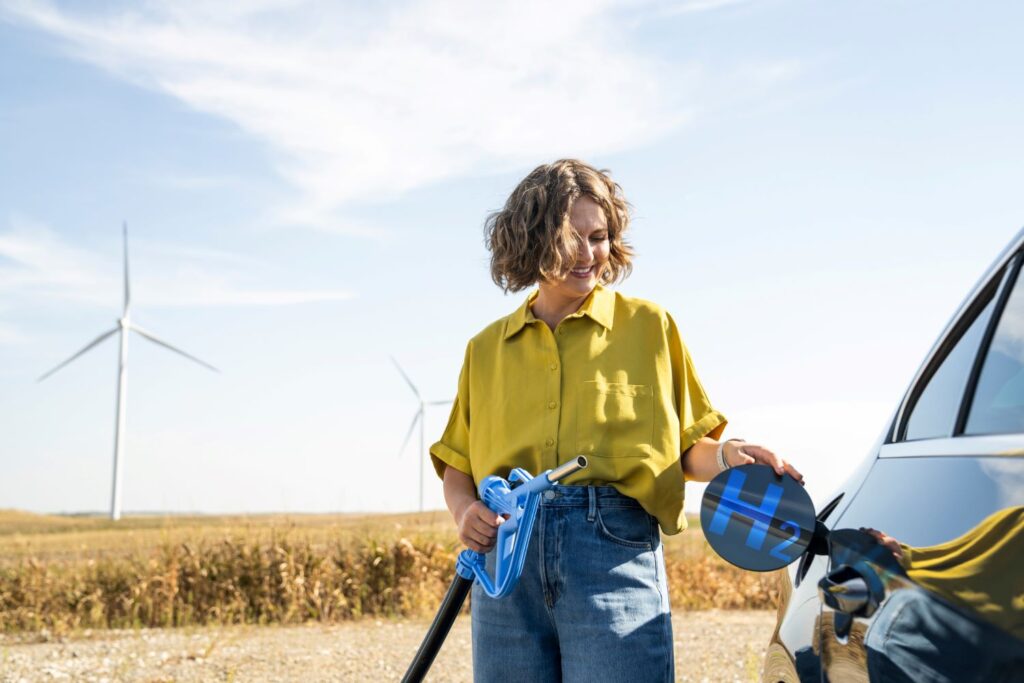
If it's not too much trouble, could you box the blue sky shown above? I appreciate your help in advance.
[1,0,1022,516]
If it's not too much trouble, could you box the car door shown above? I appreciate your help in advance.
[817,244,1024,682]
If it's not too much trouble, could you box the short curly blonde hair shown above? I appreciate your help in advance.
[484,159,634,293]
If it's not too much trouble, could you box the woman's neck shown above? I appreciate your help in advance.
[532,286,592,331]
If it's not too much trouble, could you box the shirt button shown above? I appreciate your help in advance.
[548,401,557,409]
[550,363,558,370]
[545,438,554,446]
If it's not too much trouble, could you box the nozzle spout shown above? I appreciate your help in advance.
[547,455,588,483]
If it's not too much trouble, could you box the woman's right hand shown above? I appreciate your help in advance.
[456,500,504,553]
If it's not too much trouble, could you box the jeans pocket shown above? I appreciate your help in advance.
[595,505,654,549]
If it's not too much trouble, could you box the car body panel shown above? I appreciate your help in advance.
[760,227,1024,682]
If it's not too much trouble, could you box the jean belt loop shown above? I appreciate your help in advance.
[587,486,597,522]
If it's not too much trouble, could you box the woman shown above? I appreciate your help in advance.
[430,159,802,682]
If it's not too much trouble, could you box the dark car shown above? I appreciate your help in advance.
[759,228,1024,682]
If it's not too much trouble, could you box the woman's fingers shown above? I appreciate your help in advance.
[783,460,805,485]
[860,527,903,560]
[471,519,498,540]
[459,501,504,552]
[462,526,494,551]
[463,529,488,549]
[740,444,806,485]
[740,444,779,472]
[471,506,502,531]
[470,502,503,527]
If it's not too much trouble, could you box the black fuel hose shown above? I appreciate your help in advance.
[401,573,474,683]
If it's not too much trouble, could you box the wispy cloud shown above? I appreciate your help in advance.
[656,0,753,16]
[0,216,115,306]
[0,216,353,317]
[2,0,693,229]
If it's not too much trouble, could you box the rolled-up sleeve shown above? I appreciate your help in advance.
[667,313,727,454]
[430,342,473,479]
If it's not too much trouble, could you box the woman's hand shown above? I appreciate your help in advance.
[456,500,505,553]
[724,441,805,484]
[443,466,504,552]
[861,527,906,563]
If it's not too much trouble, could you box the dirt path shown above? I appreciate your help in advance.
[1,610,775,682]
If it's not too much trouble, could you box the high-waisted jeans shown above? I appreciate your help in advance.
[471,485,674,682]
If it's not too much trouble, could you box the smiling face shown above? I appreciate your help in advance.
[538,195,610,302]
[485,159,634,296]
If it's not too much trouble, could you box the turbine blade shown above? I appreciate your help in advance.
[131,324,219,372]
[390,356,421,400]
[37,327,118,382]
[122,221,130,315]
[398,411,421,457]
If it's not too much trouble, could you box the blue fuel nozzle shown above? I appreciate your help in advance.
[455,456,587,598]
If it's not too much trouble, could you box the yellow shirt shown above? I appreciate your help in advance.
[900,506,1024,640]
[430,284,727,535]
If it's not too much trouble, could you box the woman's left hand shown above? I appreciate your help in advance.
[861,527,905,562]
[723,441,805,485]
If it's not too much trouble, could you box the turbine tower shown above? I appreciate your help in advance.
[38,223,218,521]
[392,357,452,512]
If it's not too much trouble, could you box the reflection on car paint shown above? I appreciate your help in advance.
[818,508,1024,682]
[701,470,1024,681]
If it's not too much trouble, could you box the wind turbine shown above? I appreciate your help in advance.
[392,357,452,512]
[38,223,218,521]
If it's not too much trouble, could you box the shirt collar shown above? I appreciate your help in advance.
[503,284,614,340]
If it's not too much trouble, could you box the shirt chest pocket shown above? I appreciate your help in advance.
[576,380,654,458]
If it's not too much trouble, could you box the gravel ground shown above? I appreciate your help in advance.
[1,610,774,682]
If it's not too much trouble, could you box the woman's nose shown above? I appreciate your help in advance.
[578,238,593,263]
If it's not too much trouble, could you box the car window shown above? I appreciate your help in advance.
[904,296,995,441]
[966,268,1024,435]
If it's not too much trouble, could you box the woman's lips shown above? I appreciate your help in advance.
[570,265,594,279]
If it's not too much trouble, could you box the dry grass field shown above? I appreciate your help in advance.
[0,509,781,635]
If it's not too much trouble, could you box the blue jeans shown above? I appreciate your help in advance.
[471,485,674,683]
[865,587,1024,682]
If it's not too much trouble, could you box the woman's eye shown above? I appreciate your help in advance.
[591,234,608,242]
